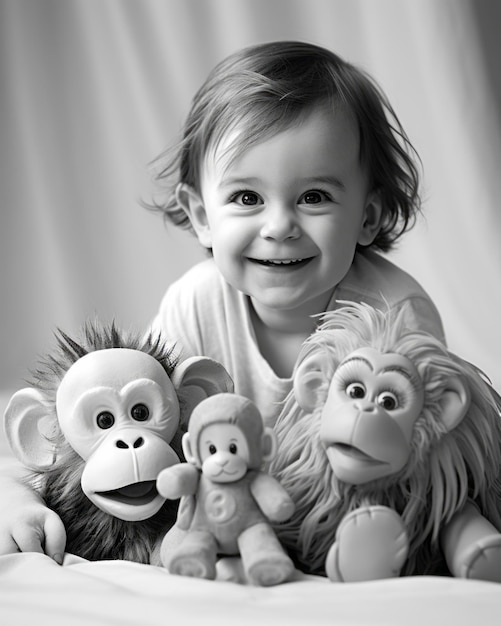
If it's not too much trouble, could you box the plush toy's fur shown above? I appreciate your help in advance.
[270,304,501,576]
[30,321,179,415]
[25,321,182,564]
[38,449,178,563]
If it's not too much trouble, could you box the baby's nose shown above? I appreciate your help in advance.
[260,204,300,241]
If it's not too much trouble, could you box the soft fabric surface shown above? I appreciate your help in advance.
[2,394,501,626]
[1,552,501,626]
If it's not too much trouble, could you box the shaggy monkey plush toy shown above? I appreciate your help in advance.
[4,322,233,564]
[271,303,501,582]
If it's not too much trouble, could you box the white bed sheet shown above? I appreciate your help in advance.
[1,552,501,626]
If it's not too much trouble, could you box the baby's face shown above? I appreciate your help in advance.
[193,106,381,320]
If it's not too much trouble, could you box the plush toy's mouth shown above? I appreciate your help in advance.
[212,467,239,477]
[329,443,382,465]
[97,481,158,505]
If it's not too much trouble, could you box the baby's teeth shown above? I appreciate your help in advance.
[267,259,301,265]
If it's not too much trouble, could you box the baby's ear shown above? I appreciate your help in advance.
[175,183,212,248]
[358,190,383,246]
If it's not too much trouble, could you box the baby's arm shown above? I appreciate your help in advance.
[0,467,66,563]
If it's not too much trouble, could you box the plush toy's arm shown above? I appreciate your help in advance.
[441,500,501,581]
[250,472,295,522]
[156,463,199,501]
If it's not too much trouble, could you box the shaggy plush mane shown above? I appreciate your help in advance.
[271,303,501,576]
[29,320,178,407]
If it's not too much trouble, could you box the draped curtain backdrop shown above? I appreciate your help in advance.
[1,0,500,392]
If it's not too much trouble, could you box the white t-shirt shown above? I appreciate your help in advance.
[151,250,445,427]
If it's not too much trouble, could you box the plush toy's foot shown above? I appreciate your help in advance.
[246,554,295,587]
[166,531,217,580]
[238,523,295,586]
[216,557,246,584]
[325,505,409,583]
[169,552,216,579]
[456,535,501,582]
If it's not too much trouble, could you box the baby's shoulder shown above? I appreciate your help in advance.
[168,258,223,298]
[154,259,228,348]
[337,250,445,342]
[341,250,431,304]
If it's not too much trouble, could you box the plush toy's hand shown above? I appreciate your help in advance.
[156,463,199,500]
[325,505,409,582]
[0,476,66,563]
[250,472,295,522]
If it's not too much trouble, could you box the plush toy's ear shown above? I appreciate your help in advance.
[293,353,329,412]
[172,356,234,418]
[261,427,278,463]
[181,432,198,466]
[439,377,471,432]
[3,387,57,470]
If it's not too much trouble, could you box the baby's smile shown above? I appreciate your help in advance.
[248,257,314,269]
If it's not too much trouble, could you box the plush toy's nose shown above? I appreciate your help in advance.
[116,436,145,449]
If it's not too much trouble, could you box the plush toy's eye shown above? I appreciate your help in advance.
[377,392,399,411]
[229,443,238,454]
[131,403,149,422]
[346,383,366,399]
[96,411,115,429]
[209,444,217,455]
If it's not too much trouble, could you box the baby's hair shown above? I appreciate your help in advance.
[148,40,422,252]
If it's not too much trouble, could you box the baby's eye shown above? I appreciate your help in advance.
[230,191,262,206]
[299,190,331,204]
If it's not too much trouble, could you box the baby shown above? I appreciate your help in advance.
[0,40,445,562]
[149,40,445,428]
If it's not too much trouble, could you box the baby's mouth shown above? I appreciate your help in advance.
[250,257,313,268]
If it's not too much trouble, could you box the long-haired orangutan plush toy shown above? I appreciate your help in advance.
[270,303,501,582]
[4,322,233,564]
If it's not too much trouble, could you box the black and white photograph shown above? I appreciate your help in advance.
[1,1,501,624]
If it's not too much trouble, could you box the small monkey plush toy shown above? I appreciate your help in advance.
[156,393,296,586]
[4,322,233,564]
